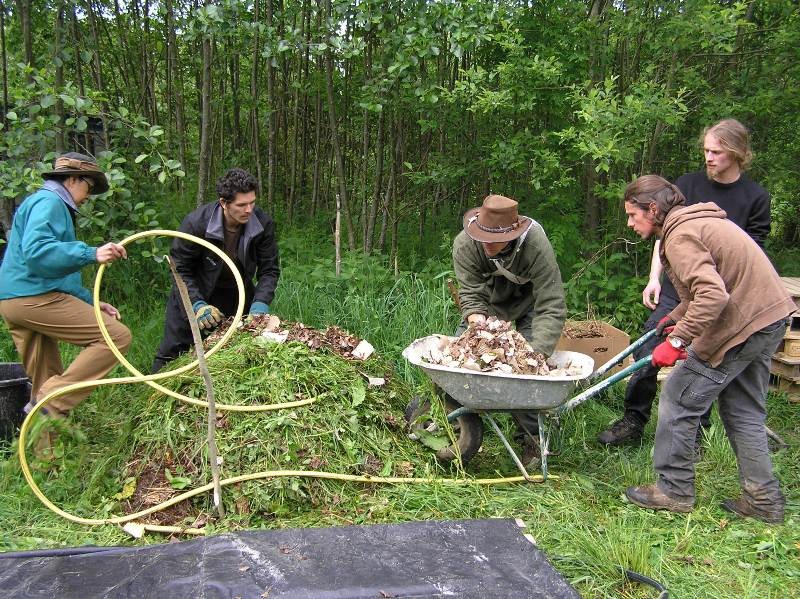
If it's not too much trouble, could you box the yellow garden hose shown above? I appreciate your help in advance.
[17,230,551,534]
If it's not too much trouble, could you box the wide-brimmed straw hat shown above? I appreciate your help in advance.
[462,194,532,243]
[41,152,109,194]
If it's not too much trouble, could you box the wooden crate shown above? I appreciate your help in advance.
[769,373,800,401]
[782,277,800,311]
[786,312,800,337]
[778,336,800,358]
[770,353,800,379]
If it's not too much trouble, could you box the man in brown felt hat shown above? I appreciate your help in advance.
[0,152,131,454]
[453,194,566,465]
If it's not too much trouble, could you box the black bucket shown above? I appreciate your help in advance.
[0,363,31,442]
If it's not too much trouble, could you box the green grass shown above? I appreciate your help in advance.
[0,243,798,598]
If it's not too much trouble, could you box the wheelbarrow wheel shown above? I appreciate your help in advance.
[405,395,483,465]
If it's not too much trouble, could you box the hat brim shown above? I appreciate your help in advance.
[462,207,532,243]
[42,169,109,195]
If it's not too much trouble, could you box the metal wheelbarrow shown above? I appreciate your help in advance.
[402,330,655,481]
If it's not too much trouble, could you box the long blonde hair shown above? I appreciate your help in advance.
[702,118,753,170]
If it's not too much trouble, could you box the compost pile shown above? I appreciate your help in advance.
[423,318,552,375]
[105,316,439,530]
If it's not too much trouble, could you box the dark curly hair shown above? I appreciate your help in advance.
[216,168,258,203]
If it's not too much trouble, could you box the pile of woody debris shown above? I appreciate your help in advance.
[204,314,375,361]
[422,318,551,375]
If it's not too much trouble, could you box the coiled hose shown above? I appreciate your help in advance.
[18,230,547,534]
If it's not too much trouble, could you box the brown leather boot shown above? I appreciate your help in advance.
[625,484,694,513]
[598,414,644,446]
[721,497,784,524]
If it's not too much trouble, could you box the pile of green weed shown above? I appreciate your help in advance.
[99,332,456,526]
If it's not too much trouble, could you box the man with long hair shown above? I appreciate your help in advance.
[599,119,771,447]
[620,175,793,523]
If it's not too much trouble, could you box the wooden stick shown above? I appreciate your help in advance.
[765,425,789,449]
[167,257,225,518]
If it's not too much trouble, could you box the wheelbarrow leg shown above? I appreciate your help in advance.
[483,413,542,483]
[538,413,549,481]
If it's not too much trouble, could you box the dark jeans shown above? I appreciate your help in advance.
[653,318,788,508]
[454,311,539,436]
[623,286,713,430]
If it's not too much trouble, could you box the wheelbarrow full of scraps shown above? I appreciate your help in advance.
[402,330,655,481]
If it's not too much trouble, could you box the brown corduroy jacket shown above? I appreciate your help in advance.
[661,203,795,366]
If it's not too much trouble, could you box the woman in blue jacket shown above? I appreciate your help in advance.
[0,153,131,422]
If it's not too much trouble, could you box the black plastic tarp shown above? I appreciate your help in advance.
[0,518,580,598]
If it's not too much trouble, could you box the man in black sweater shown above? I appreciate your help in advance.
[599,118,771,446]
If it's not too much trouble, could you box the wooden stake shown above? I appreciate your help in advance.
[167,257,225,518]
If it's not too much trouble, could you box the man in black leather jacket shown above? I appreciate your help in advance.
[151,168,280,372]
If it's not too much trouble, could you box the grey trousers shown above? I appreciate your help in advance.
[455,311,539,436]
[654,318,787,511]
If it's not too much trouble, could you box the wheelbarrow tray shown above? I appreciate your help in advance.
[402,335,595,411]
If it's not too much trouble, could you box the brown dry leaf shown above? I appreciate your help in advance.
[396,461,414,477]
[235,495,251,515]
[362,454,383,475]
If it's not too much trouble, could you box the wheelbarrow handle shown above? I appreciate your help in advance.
[557,355,652,414]
[588,328,657,383]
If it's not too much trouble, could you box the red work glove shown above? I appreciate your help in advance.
[655,315,677,337]
[651,340,687,368]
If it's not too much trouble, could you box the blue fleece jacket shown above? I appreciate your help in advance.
[0,186,97,304]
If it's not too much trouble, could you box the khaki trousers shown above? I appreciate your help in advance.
[0,292,132,416]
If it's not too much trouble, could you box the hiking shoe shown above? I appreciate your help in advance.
[598,415,644,446]
[521,437,541,468]
[721,497,784,524]
[625,484,694,513]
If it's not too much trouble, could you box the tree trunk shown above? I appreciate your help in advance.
[249,0,264,197]
[286,9,303,223]
[322,0,354,249]
[583,0,606,238]
[266,0,276,212]
[231,51,241,151]
[54,3,65,154]
[364,109,384,254]
[196,12,213,207]
[85,0,110,149]
[643,61,677,173]
[165,0,187,178]
[14,0,32,81]
[70,9,90,152]
[377,168,394,253]
[0,0,8,130]
[311,81,322,217]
